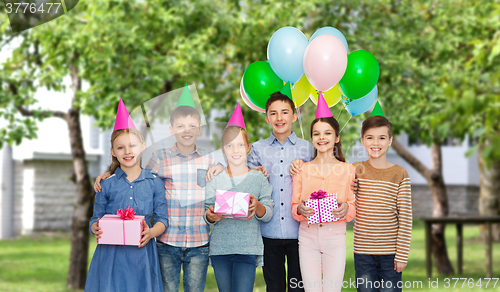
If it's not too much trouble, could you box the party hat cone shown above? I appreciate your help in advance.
[315,92,333,119]
[227,103,246,129]
[114,98,136,131]
[279,81,293,100]
[175,83,197,108]
[369,101,385,117]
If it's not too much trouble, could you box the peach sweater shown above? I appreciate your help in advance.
[292,162,356,223]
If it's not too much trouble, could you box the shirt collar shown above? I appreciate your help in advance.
[267,131,298,146]
[114,167,155,181]
[170,143,202,157]
[114,167,126,179]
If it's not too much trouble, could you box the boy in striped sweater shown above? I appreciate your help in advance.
[353,115,412,292]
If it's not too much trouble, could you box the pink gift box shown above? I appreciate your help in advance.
[214,190,250,219]
[98,214,145,246]
[305,193,339,224]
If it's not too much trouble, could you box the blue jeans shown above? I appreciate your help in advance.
[354,254,402,292]
[211,254,256,292]
[156,241,209,292]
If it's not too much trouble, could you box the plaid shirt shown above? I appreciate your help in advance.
[146,143,214,247]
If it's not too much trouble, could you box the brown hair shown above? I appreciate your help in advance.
[265,92,296,114]
[170,106,201,126]
[310,117,345,162]
[361,116,393,138]
[109,128,145,175]
[221,126,250,177]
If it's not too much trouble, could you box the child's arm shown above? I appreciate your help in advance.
[145,150,168,182]
[93,172,111,193]
[290,159,304,176]
[291,171,315,221]
[204,179,223,224]
[139,220,165,248]
[206,164,224,182]
[395,171,412,271]
[89,184,109,242]
[152,177,169,230]
[250,174,274,222]
[139,178,168,248]
[246,144,261,169]
[333,165,357,222]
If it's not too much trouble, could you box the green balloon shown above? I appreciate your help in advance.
[339,50,379,100]
[243,61,283,109]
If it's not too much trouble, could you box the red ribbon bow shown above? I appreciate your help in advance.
[310,189,328,200]
[117,206,136,220]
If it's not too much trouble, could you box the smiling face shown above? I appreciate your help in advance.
[361,126,393,159]
[312,121,339,154]
[265,100,297,137]
[111,132,145,169]
[222,128,250,168]
[169,115,203,149]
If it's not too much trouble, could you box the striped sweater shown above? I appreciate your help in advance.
[353,161,412,263]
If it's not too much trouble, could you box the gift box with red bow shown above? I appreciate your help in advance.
[214,190,250,219]
[305,190,339,224]
[98,206,145,245]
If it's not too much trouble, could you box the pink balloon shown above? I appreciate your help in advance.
[240,79,266,113]
[303,35,348,92]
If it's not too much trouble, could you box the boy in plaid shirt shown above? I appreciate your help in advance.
[147,104,222,292]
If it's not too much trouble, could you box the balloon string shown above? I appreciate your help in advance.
[290,83,305,139]
[339,115,352,134]
[337,103,345,121]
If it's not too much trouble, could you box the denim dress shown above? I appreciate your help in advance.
[85,167,168,292]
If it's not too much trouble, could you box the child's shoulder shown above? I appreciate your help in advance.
[341,161,356,172]
[296,136,313,146]
[251,137,269,148]
[101,173,117,186]
[195,146,210,156]
[356,160,409,182]
[249,169,266,180]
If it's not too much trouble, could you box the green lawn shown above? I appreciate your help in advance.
[0,221,498,292]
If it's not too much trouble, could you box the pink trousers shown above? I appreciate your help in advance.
[298,221,347,292]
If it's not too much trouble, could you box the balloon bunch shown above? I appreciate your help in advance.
[241,26,380,131]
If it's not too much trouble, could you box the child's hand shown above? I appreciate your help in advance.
[247,195,257,220]
[350,178,359,194]
[94,172,111,193]
[394,261,407,273]
[206,205,223,223]
[332,202,349,220]
[206,165,224,182]
[252,166,269,179]
[91,218,102,243]
[290,160,304,176]
[139,221,153,248]
[298,199,315,220]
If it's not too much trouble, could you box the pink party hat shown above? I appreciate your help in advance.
[227,103,246,129]
[113,98,136,131]
[315,92,333,119]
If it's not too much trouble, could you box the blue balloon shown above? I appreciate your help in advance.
[344,85,378,116]
[268,27,308,84]
[310,27,348,53]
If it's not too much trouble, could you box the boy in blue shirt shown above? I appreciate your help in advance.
[247,92,314,292]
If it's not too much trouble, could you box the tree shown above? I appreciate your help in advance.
[0,0,243,288]
[435,1,500,241]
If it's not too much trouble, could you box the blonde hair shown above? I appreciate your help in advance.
[109,128,145,175]
[221,126,250,177]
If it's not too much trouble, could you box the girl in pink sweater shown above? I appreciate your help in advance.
[291,116,356,292]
